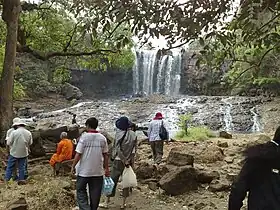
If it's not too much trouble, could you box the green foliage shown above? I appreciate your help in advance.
[178,114,192,131]
[53,67,71,84]
[176,126,215,142]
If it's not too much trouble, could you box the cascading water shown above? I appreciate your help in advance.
[250,107,262,132]
[220,98,233,131]
[133,49,183,96]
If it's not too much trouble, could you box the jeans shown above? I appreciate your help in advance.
[5,155,27,181]
[76,176,103,210]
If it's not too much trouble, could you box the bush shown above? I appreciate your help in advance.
[175,126,215,142]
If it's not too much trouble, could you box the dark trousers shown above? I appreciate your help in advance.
[76,176,103,210]
[150,140,164,164]
[109,160,131,198]
[5,155,27,181]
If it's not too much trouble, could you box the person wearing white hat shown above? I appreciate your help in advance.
[5,118,33,184]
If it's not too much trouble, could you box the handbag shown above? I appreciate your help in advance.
[102,177,115,196]
[159,121,169,140]
[120,166,137,189]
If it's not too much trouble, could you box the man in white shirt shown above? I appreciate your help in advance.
[148,112,169,165]
[5,119,33,184]
[71,117,110,210]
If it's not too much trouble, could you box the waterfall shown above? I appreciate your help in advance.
[133,49,183,96]
[250,107,262,132]
[221,99,233,131]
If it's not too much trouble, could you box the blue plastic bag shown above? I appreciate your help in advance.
[102,177,115,196]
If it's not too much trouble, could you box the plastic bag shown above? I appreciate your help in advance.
[102,177,115,196]
[120,166,137,189]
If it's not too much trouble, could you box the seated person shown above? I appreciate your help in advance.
[49,132,73,174]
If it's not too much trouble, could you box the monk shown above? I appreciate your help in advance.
[49,132,73,174]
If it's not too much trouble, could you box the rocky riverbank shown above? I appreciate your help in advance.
[0,133,273,210]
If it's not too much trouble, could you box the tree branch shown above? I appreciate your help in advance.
[17,44,117,61]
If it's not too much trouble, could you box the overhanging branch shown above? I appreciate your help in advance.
[17,44,117,61]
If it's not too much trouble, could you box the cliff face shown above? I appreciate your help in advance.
[70,69,133,98]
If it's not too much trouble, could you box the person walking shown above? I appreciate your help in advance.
[228,126,280,210]
[71,117,110,210]
[100,116,137,209]
[5,118,33,185]
[148,112,169,165]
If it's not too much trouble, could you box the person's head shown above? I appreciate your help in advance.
[115,116,132,131]
[73,114,76,118]
[273,126,280,141]
[85,117,98,129]
[60,132,68,139]
[12,118,26,128]
[153,112,163,120]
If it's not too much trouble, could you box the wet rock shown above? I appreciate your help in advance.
[209,180,231,192]
[61,83,83,100]
[219,131,233,139]
[196,170,220,184]
[159,166,198,196]
[167,147,194,166]
[217,141,229,148]
[6,197,28,210]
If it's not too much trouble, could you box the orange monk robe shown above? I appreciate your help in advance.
[49,139,74,167]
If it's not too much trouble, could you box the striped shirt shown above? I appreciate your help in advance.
[148,120,168,141]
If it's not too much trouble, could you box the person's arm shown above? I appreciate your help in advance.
[102,138,110,176]
[147,122,152,139]
[228,159,252,210]
[71,137,85,173]
[29,132,33,146]
[6,131,15,146]
[56,141,64,155]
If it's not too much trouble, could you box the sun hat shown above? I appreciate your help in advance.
[153,112,163,120]
[12,118,26,127]
[115,116,133,131]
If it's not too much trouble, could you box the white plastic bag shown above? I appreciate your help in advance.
[120,166,137,189]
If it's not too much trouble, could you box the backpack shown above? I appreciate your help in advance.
[111,130,127,161]
[159,121,169,140]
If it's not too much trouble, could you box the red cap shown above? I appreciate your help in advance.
[154,112,163,120]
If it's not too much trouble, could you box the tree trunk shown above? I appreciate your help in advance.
[0,0,21,144]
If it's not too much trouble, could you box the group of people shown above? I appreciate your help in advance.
[7,111,280,210]
[3,112,169,210]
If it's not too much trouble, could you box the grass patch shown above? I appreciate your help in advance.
[175,126,215,142]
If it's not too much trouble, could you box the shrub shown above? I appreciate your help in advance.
[175,126,215,142]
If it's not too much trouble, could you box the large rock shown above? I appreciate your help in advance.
[167,147,194,166]
[197,145,225,163]
[219,131,233,139]
[196,170,220,184]
[30,131,46,157]
[61,83,83,100]
[39,126,68,143]
[159,166,198,195]
[135,162,155,180]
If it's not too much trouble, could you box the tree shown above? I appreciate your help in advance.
[0,0,21,143]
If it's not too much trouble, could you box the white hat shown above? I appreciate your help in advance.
[12,118,26,127]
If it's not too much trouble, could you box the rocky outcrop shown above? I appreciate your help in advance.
[159,166,198,195]
[61,83,83,100]
[167,147,194,166]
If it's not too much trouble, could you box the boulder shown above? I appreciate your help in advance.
[167,147,194,166]
[61,83,83,100]
[196,170,220,184]
[219,131,233,139]
[30,131,46,157]
[6,198,28,210]
[135,162,155,180]
[159,166,198,195]
[197,145,225,163]
[68,126,80,140]
[39,126,68,143]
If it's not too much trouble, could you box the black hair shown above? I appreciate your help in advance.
[273,126,280,141]
[85,117,98,129]
[73,114,77,117]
